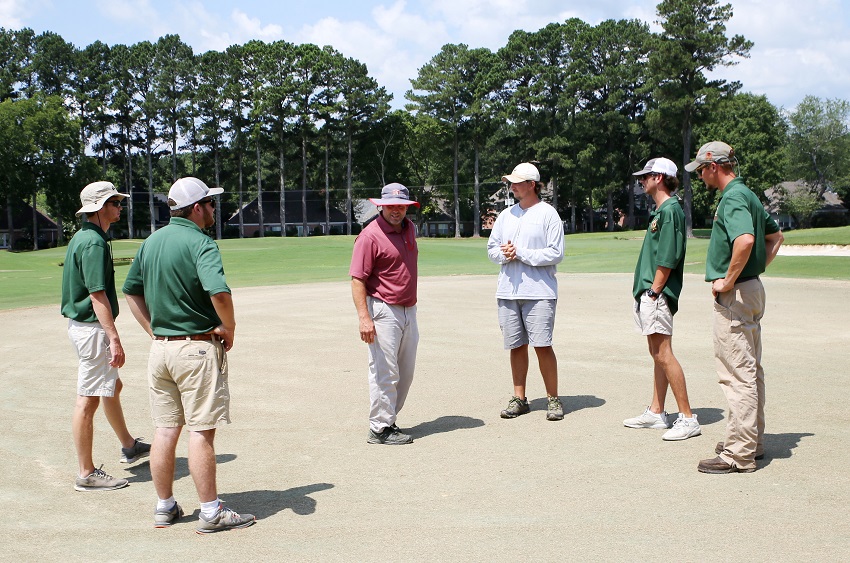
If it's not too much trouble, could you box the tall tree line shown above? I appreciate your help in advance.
[1,0,846,249]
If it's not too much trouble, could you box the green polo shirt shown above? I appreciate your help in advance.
[122,217,230,336]
[633,196,686,314]
[706,178,781,282]
[61,222,118,322]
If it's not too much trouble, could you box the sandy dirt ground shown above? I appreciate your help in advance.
[2,273,849,561]
[778,244,850,256]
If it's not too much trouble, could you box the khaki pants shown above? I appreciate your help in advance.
[713,278,766,470]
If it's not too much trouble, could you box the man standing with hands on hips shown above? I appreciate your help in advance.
[487,162,565,421]
[123,177,255,532]
[350,183,420,445]
[685,142,784,474]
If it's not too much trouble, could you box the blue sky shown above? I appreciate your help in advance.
[2,0,849,111]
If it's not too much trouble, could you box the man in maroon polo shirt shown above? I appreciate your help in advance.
[350,183,420,445]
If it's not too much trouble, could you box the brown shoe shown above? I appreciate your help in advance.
[698,456,756,474]
[714,442,765,460]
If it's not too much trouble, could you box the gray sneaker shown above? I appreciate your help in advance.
[197,504,256,534]
[500,396,530,419]
[154,502,185,528]
[120,438,151,464]
[74,465,129,492]
[367,426,413,445]
[546,396,564,421]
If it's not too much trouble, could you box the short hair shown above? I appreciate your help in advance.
[661,174,680,192]
[170,206,193,218]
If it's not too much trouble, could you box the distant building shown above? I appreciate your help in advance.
[226,190,347,237]
[765,181,848,230]
[0,198,59,249]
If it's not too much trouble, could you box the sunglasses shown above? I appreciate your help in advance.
[695,162,711,174]
[198,198,216,208]
[107,199,123,208]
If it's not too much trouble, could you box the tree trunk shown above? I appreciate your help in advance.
[453,126,460,238]
[147,141,155,235]
[279,138,287,238]
[473,138,480,238]
[257,138,264,237]
[31,191,38,251]
[301,131,308,236]
[237,150,244,238]
[6,194,15,250]
[324,135,330,234]
[214,146,221,240]
[346,132,352,235]
[627,178,635,230]
[682,122,694,238]
[127,142,134,239]
[606,189,614,232]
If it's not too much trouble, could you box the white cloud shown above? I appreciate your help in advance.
[712,0,850,109]
[95,0,158,23]
[231,9,283,41]
[0,0,40,28]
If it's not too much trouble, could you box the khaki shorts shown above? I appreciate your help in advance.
[148,338,230,431]
[68,319,118,397]
[633,293,674,336]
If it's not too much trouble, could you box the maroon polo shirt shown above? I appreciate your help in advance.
[349,213,418,307]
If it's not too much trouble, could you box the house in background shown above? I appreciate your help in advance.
[764,181,848,230]
[0,198,59,249]
[226,190,347,237]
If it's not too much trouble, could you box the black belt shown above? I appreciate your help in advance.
[154,334,216,341]
[736,275,760,283]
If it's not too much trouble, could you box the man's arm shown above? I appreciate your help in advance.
[210,292,236,352]
[90,290,125,368]
[648,266,672,298]
[711,233,755,295]
[765,230,784,267]
[351,277,375,344]
[124,293,153,338]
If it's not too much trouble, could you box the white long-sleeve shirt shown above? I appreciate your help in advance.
[487,201,565,300]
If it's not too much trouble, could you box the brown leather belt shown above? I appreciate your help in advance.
[154,334,216,341]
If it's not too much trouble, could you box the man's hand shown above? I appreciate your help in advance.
[213,325,235,351]
[711,278,733,297]
[500,240,516,261]
[359,316,376,344]
[108,337,125,368]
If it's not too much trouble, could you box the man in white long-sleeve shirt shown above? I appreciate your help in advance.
[487,162,565,421]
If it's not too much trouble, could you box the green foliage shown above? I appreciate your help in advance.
[785,95,850,199]
[779,187,822,228]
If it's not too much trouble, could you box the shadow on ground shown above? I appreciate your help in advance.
[124,453,237,483]
[529,394,605,416]
[213,483,335,519]
[408,415,485,439]
[682,407,725,426]
[759,432,815,468]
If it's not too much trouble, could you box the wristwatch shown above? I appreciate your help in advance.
[646,288,660,299]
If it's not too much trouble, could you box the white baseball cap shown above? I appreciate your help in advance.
[167,177,224,210]
[632,157,678,177]
[76,181,129,216]
[502,162,540,183]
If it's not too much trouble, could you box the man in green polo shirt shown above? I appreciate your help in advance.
[61,181,150,492]
[685,141,784,474]
[624,158,701,441]
[123,177,254,533]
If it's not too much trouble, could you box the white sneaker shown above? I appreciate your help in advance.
[662,413,701,441]
[623,408,669,429]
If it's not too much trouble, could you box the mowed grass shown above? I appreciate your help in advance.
[2,226,848,311]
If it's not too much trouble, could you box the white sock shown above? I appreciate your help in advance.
[157,496,176,511]
[200,498,221,518]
